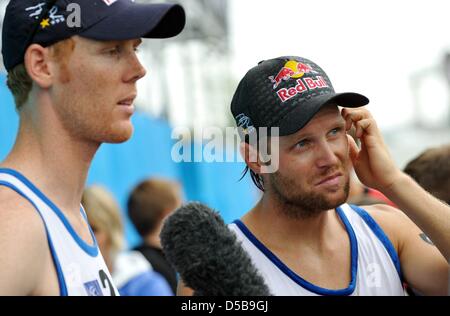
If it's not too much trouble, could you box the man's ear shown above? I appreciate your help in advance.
[239,141,263,174]
[24,44,53,89]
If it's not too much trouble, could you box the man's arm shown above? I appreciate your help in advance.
[365,204,449,295]
[342,108,450,295]
[342,107,450,262]
[0,188,47,295]
[385,174,450,262]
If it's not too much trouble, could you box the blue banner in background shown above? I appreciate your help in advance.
[0,74,258,248]
[0,75,19,161]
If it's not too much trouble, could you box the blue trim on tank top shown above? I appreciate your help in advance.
[233,206,358,296]
[0,168,98,257]
[80,204,100,247]
[0,180,68,296]
[348,204,403,282]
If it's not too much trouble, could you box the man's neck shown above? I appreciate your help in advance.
[144,233,162,249]
[1,110,99,216]
[241,193,344,254]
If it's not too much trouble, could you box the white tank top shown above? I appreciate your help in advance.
[0,169,118,296]
[229,203,405,296]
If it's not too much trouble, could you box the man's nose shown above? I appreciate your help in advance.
[125,54,147,83]
[315,141,339,168]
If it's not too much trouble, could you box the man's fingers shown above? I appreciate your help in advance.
[341,108,373,125]
[341,107,378,139]
[355,118,379,138]
[341,107,372,118]
[345,115,352,132]
[355,119,370,138]
[347,134,359,163]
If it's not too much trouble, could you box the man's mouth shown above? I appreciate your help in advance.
[315,172,343,187]
[118,94,137,106]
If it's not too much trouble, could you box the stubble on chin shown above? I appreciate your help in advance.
[269,172,350,220]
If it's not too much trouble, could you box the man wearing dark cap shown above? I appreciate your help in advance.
[178,56,450,296]
[0,0,185,295]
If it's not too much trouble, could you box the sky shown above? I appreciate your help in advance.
[229,0,450,131]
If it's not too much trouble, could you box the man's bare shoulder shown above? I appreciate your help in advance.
[0,185,48,247]
[358,203,409,251]
[0,185,42,222]
[361,203,410,224]
[362,203,405,215]
[0,186,48,295]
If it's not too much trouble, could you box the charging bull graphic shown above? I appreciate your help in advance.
[269,61,317,89]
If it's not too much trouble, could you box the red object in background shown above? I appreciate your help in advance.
[365,187,397,208]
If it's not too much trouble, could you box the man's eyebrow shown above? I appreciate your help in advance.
[282,115,346,141]
[334,119,346,126]
[285,131,313,144]
[327,115,346,126]
[288,121,344,141]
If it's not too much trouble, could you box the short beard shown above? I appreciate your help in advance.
[269,173,350,220]
[53,91,133,145]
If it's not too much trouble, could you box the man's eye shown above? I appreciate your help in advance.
[106,46,121,56]
[296,140,309,148]
[329,127,341,136]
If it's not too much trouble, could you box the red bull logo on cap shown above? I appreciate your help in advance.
[268,60,317,89]
[268,60,329,103]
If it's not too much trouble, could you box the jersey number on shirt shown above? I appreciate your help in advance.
[99,269,116,296]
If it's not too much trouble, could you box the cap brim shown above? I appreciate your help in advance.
[79,3,186,40]
[278,92,369,136]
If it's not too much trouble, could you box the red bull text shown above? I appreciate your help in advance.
[277,76,329,102]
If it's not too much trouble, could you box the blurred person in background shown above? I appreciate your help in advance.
[83,185,173,296]
[128,178,182,294]
[404,144,450,205]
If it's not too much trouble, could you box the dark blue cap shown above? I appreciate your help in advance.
[2,0,186,71]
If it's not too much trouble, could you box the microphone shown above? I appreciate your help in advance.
[160,202,272,296]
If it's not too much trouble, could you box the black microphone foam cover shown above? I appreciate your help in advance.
[160,202,271,296]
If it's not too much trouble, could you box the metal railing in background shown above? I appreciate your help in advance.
[134,0,234,131]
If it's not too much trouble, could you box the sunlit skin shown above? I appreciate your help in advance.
[265,104,350,219]
[2,36,147,215]
[233,104,355,290]
[49,36,146,144]
[0,36,148,295]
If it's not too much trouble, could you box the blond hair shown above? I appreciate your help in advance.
[82,185,124,256]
